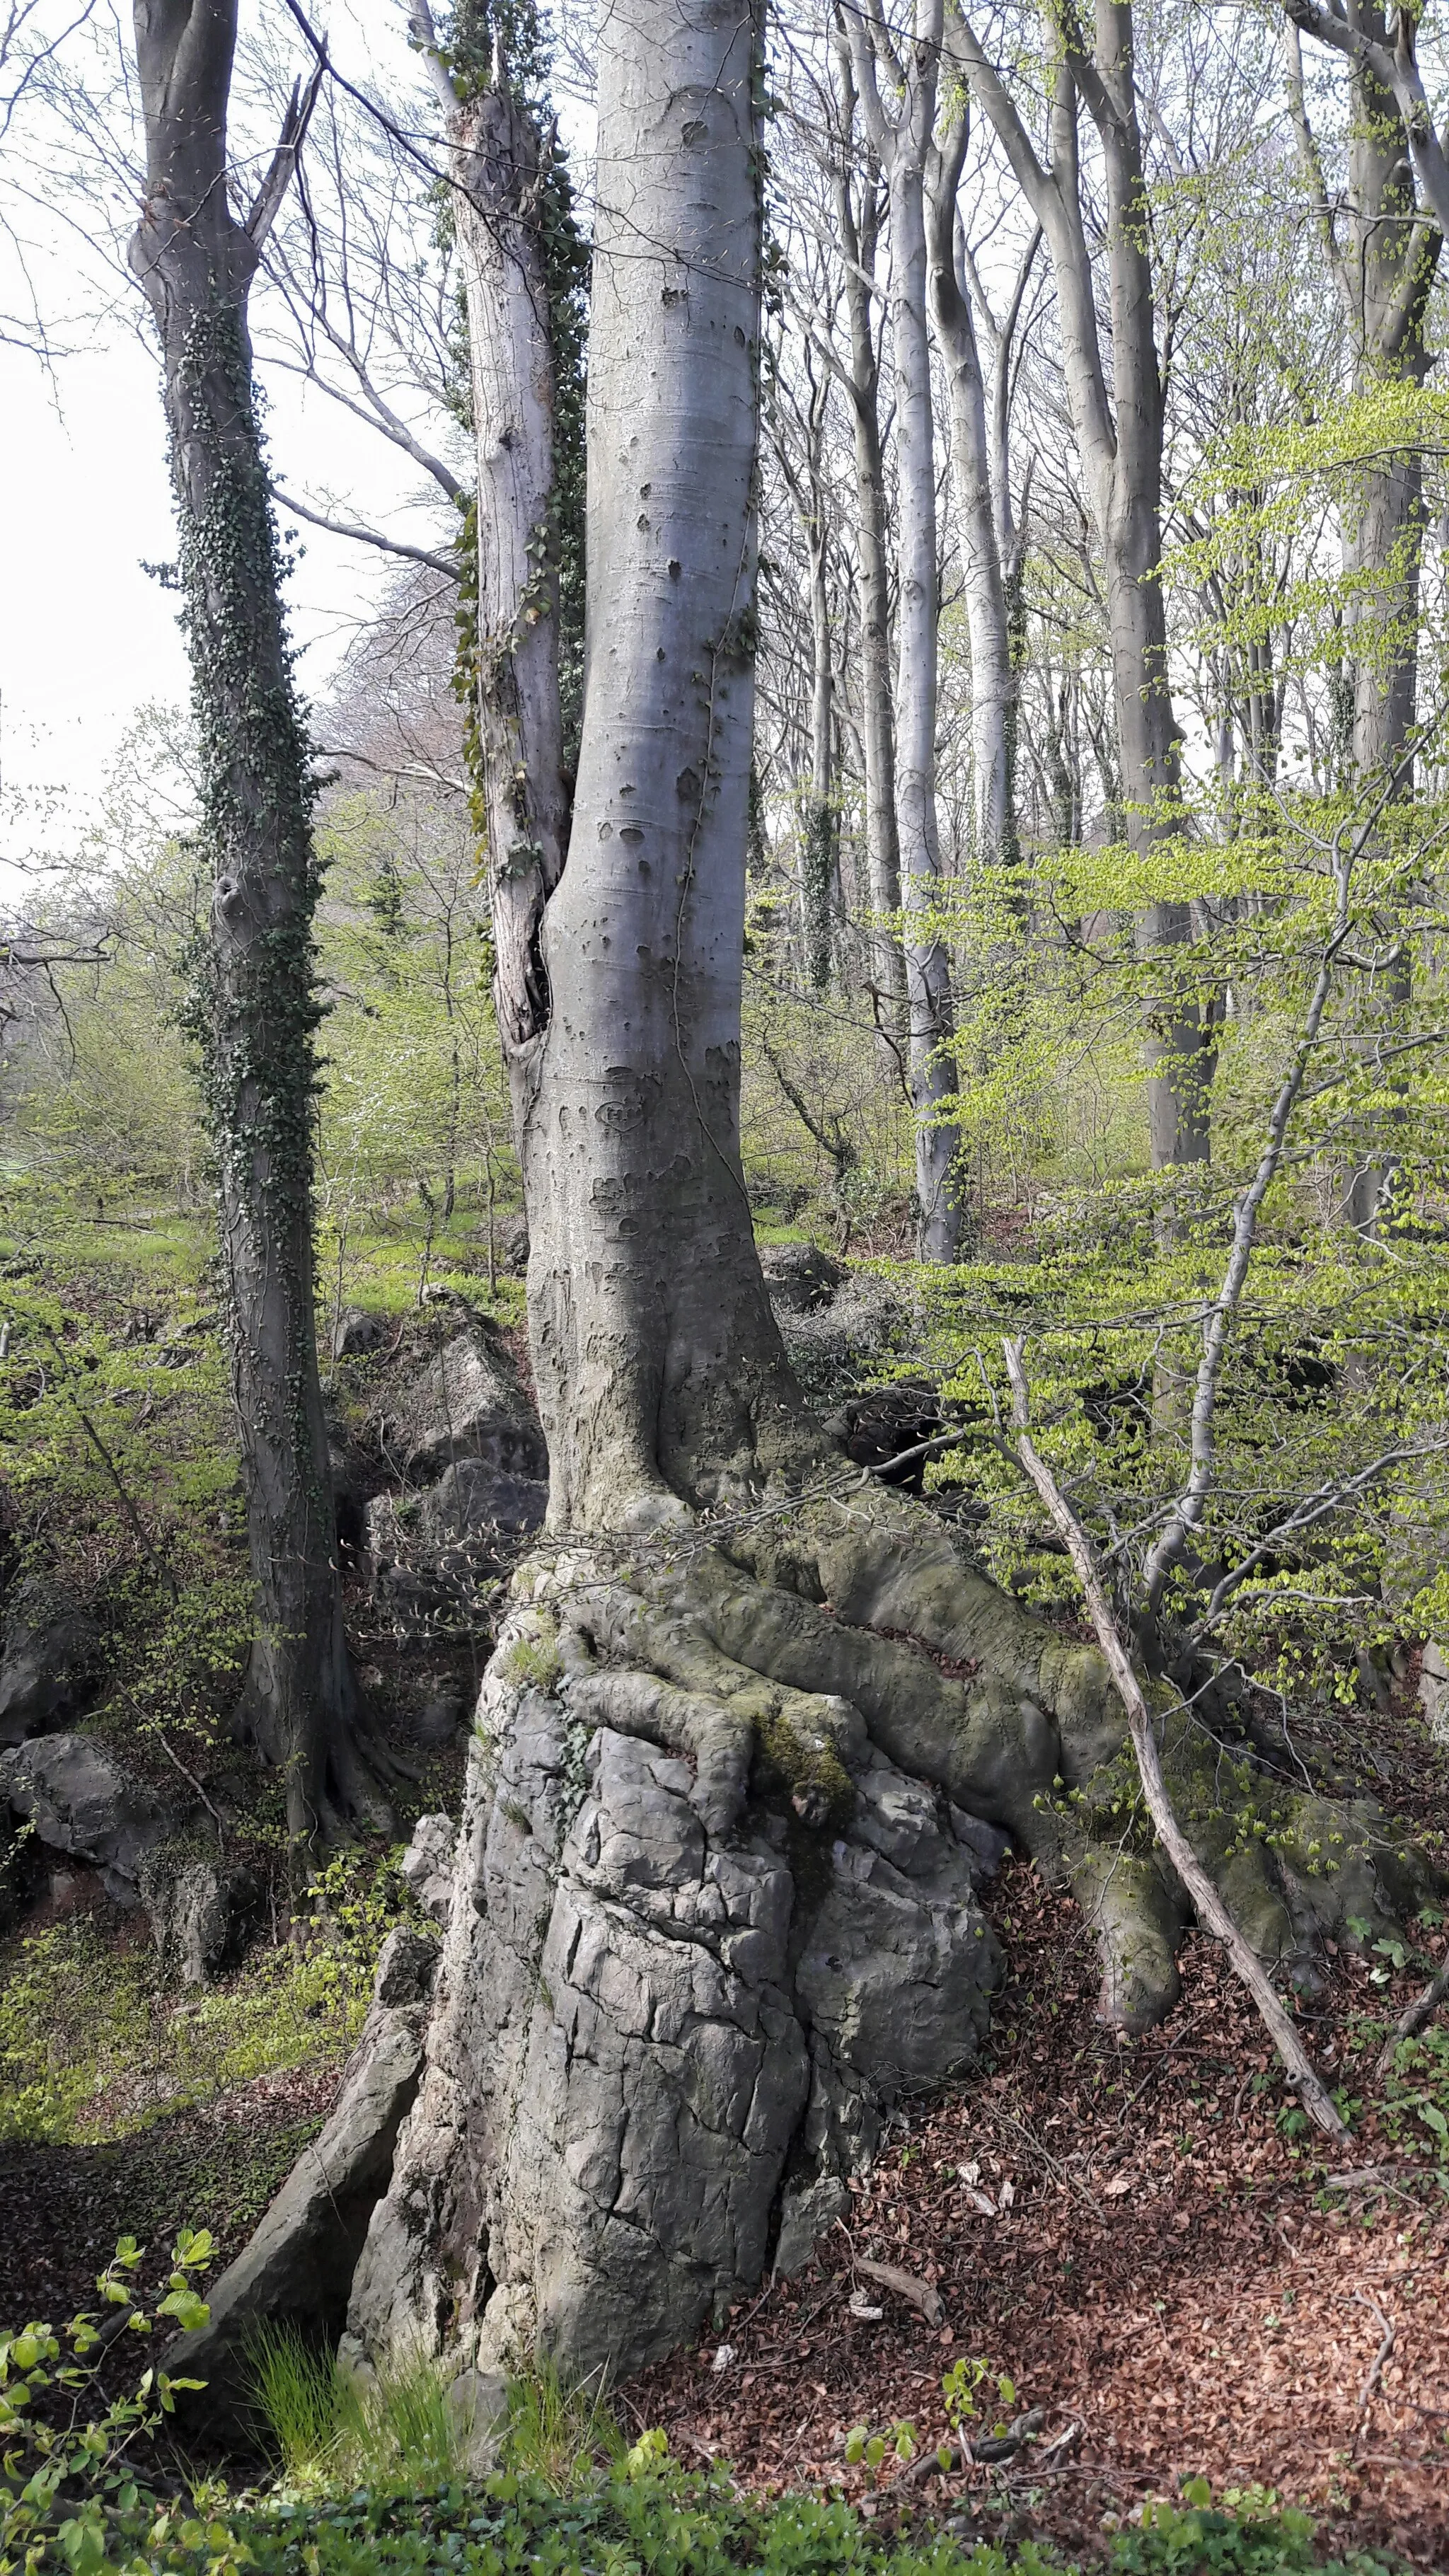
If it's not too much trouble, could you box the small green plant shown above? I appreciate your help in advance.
[941,2351,1017,2449]
[843,2418,916,2482]
[0,2229,213,2575]
[623,2425,669,2480]
[505,1614,562,1694]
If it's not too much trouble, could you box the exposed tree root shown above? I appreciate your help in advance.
[345,1482,1436,2386]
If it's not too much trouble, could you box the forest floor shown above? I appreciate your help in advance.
[628,1731,1449,2570]
[5,1209,1449,2564]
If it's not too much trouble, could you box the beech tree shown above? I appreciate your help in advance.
[342,0,1428,2392]
[949,0,1217,1186]
[129,0,394,1845]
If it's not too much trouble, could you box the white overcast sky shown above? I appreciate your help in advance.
[0,0,458,888]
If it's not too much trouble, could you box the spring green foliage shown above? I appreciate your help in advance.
[0,2229,214,2576]
[0,1851,405,2145]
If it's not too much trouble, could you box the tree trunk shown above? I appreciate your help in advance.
[952,0,1216,1189]
[847,2,966,1261]
[802,499,836,991]
[129,0,385,1849]
[834,124,908,1059]
[927,142,1012,870]
[331,0,1429,2408]
[512,0,808,1532]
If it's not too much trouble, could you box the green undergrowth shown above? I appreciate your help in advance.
[0,1850,406,2145]
[127,2479,1400,2576]
[8,2463,1407,2576]
[0,2250,1409,2576]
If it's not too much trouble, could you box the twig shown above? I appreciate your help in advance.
[972,2096,1105,2219]
[1375,1955,1449,2077]
[1351,2290,1395,2453]
[1001,1339,1349,2144]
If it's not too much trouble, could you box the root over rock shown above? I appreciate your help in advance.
[346,1494,1431,2384]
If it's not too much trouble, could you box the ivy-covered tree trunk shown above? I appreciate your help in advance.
[129,0,386,1847]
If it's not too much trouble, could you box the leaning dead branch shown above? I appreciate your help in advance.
[1002,1339,1349,2144]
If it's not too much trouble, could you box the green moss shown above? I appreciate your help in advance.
[753,1694,855,1835]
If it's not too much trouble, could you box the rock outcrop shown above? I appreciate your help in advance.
[0,1733,174,1902]
[345,1571,1005,2387]
[162,1925,440,2432]
[378,1327,547,1487]
[0,1578,100,1745]
[137,1852,260,1985]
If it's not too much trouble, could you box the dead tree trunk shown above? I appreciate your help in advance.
[129,0,388,1848]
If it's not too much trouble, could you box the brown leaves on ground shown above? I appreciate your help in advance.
[627,1864,1449,2569]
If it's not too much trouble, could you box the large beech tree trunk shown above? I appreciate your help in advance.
[512,0,808,1531]
[129,0,386,1847]
[335,0,1426,2400]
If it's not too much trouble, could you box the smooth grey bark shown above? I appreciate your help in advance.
[129,0,387,1846]
[410,4,571,1107]
[769,351,837,988]
[831,54,908,1059]
[846,0,968,1263]
[949,0,1216,1182]
[1285,9,1438,1230]
[514,0,809,1531]
[926,126,1038,874]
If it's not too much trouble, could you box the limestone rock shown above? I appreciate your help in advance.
[345,1582,1004,2388]
[398,1813,456,1927]
[772,1271,909,1405]
[363,1494,500,1643]
[757,1242,846,1313]
[418,1459,548,1546]
[0,1577,100,1746]
[161,1924,439,2435]
[1420,1641,1449,1746]
[773,2175,847,2280]
[0,1733,174,1902]
[379,1327,546,1486]
[416,1694,465,1750]
[445,2367,507,2473]
[137,1852,259,1985]
[334,1307,390,1360]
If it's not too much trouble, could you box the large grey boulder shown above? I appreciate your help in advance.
[379,1327,546,1486]
[0,1578,100,1745]
[345,1584,1004,2387]
[770,1269,909,1404]
[162,1924,440,2435]
[0,1734,174,1902]
[334,1307,390,1360]
[418,1459,548,1546]
[756,1241,846,1314]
